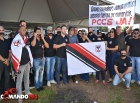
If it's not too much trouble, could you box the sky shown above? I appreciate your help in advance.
[108,0,140,28]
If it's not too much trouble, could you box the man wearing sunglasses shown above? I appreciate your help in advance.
[127,28,140,85]
[113,49,132,91]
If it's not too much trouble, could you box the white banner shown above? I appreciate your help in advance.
[66,42,106,75]
[89,0,136,27]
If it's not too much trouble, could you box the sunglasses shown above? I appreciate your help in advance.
[110,31,114,33]
[134,32,139,34]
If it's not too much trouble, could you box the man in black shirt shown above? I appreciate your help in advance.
[30,27,49,91]
[44,33,57,86]
[113,49,132,91]
[0,26,11,95]
[53,25,69,87]
[127,28,140,85]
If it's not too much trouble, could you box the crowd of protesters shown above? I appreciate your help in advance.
[0,20,140,101]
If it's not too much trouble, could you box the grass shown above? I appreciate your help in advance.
[29,87,56,103]
[1,79,140,103]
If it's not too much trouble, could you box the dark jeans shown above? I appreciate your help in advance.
[80,73,89,81]
[55,57,67,84]
[68,75,76,83]
[0,61,10,94]
[96,70,105,80]
[106,51,118,78]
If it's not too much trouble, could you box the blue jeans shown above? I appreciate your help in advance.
[33,58,45,88]
[113,73,131,87]
[96,70,105,80]
[80,73,89,81]
[55,56,67,84]
[46,56,55,81]
[106,51,118,78]
[130,56,140,82]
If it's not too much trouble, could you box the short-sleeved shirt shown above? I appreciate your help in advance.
[44,37,56,57]
[127,38,140,57]
[88,34,97,42]
[0,39,10,59]
[54,35,69,58]
[20,46,30,65]
[114,56,132,73]
[67,34,79,43]
[125,35,133,45]
[117,31,127,51]
[30,36,44,58]
[107,37,118,48]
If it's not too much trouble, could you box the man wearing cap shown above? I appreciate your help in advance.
[0,26,11,95]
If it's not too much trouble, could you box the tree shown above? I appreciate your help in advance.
[99,27,108,32]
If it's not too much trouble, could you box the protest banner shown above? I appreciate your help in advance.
[89,0,136,26]
[66,42,106,75]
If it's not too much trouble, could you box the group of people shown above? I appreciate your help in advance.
[0,20,140,99]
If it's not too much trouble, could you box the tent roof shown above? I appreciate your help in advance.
[0,0,113,23]
[0,0,139,30]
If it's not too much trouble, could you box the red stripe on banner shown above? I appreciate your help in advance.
[24,37,28,44]
[76,44,105,64]
[12,57,19,73]
[12,53,20,63]
[68,44,106,70]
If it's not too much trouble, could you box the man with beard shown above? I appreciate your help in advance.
[113,49,132,91]
[0,26,11,96]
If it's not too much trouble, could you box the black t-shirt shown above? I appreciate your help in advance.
[127,38,140,57]
[88,34,97,42]
[79,38,88,43]
[0,39,10,59]
[77,34,81,42]
[54,35,69,58]
[44,37,56,57]
[114,57,132,73]
[30,36,44,58]
[107,37,118,48]
[125,35,133,45]
[20,46,30,65]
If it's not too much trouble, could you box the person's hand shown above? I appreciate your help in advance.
[34,33,37,38]
[119,74,124,81]
[41,34,45,40]
[62,43,66,46]
[83,35,88,39]
[133,15,136,21]
[4,59,9,66]
[44,57,46,61]
[106,47,110,50]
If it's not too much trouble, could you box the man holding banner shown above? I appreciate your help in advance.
[53,25,69,87]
